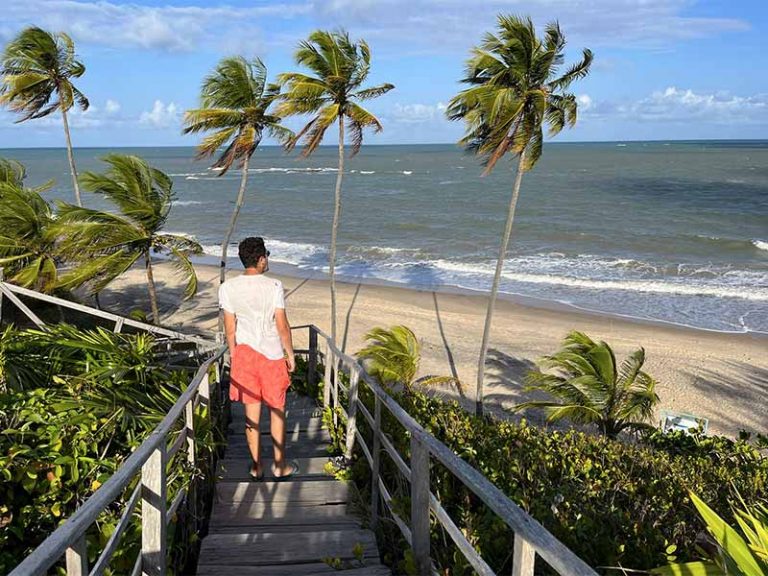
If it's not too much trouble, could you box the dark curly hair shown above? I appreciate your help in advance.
[238,237,268,268]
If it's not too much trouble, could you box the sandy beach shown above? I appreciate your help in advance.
[98,261,768,438]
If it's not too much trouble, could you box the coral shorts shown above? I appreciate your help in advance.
[229,344,290,409]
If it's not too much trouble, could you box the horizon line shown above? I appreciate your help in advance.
[1,137,768,151]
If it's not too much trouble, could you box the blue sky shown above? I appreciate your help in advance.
[1,0,766,147]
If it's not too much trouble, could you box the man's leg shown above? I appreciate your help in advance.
[244,402,262,475]
[269,406,290,476]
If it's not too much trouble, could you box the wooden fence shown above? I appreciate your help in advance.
[299,324,599,576]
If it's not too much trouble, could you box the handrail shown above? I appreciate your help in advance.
[303,324,598,576]
[9,344,227,576]
[0,279,215,348]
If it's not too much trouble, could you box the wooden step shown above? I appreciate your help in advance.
[228,416,325,435]
[217,457,332,481]
[209,502,354,529]
[224,440,330,459]
[224,425,329,443]
[197,529,379,567]
[197,562,390,575]
[216,479,348,505]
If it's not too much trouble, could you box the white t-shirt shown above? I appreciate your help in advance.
[218,274,286,360]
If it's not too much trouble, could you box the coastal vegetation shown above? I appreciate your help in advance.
[652,492,768,576]
[0,324,216,574]
[54,154,203,322]
[0,176,59,292]
[324,377,767,572]
[516,330,660,438]
[357,325,463,395]
[0,27,88,207]
[183,57,293,286]
[447,15,593,416]
[278,30,394,344]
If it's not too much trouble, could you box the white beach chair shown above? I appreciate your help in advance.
[660,410,709,434]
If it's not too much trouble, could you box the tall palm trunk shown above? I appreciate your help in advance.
[329,119,345,344]
[145,250,160,324]
[475,151,526,416]
[61,107,82,207]
[219,155,251,285]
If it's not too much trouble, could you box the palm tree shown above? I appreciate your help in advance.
[357,325,462,395]
[183,56,293,286]
[0,181,59,292]
[514,331,659,438]
[0,27,89,206]
[277,30,394,344]
[446,15,592,416]
[55,154,203,323]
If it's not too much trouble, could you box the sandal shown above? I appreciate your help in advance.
[248,464,264,482]
[272,460,299,481]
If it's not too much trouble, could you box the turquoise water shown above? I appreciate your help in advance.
[3,141,767,333]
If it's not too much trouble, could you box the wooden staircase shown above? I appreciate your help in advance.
[196,393,390,575]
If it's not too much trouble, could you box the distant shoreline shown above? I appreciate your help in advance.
[192,253,768,339]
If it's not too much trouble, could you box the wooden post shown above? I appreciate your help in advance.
[199,373,210,409]
[344,367,360,460]
[410,436,431,575]
[332,357,340,427]
[512,535,536,576]
[65,535,88,576]
[185,400,195,466]
[114,317,124,333]
[322,340,332,409]
[0,268,4,327]
[370,394,381,531]
[141,445,167,576]
[307,326,318,394]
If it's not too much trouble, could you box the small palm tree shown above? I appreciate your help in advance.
[183,56,293,285]
[515,331,659,437]
[357,325,462,395]
[277,30,393,344]
[0,158,26,186]
[55,154,203,323]
[0,181,59,292]
[0,27,89,206]
[447,15,592,416]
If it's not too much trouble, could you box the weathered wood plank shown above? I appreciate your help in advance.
[224,441,329,459]
[217,457,331,481]
[197,562,390,576]
[228,417,325,436]
[226,429,330,447]
[209,502,353,528]
[216,480,348,505]
[197,530,378,566]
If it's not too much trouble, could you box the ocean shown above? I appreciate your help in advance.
[4,141,767,334]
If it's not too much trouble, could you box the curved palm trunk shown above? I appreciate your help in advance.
[475,151,526,417]
[329,119,345,344]
[61,107,82,207]
[219,155,251,286]
[145,250,160,323]
[217,156,250,333]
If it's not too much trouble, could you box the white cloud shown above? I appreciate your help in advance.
[1,0,309,52]
[393,102,447,124]
[312,0,749,50]
[0,0,749,54]
[105,99,121,115]
[139,100,179,128]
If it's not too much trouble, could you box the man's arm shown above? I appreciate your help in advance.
[223,310,237,354]
[275,308,295,372]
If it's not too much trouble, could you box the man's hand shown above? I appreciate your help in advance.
[286,354,296,373]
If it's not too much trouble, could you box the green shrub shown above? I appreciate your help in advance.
[0,324,218,574]
[327,383,767,573]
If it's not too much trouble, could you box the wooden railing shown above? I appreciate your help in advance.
[299,324,599,576]
[8,345,227,576]
[0,274,215,350]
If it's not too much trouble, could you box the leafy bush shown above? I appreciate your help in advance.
[0,324,218,574]
[330,383,768,573]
